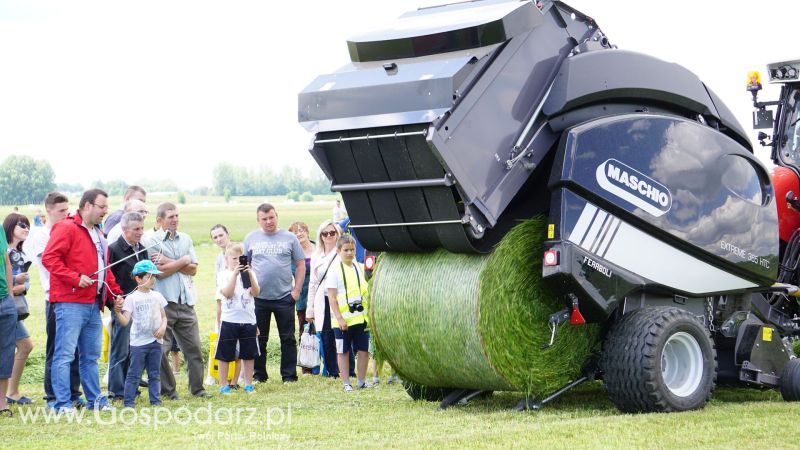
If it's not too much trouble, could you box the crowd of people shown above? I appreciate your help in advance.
[0,186,388,417]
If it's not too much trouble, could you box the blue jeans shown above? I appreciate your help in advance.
[44,301,82,403]
[52,302,106,410]
[0,296,17,379]
[125,341,162,407]
[107,312,131,399]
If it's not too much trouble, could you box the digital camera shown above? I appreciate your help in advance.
[348,300,364,313]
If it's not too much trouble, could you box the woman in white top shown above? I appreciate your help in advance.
[306,219,343,378]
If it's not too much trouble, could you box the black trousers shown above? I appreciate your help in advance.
[254,295,297,382]
[320,297,354,378]
[44,301,82,402]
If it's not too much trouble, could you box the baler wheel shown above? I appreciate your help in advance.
[402,380,454,402]
[602,306,716,413]
[780,358,800,401]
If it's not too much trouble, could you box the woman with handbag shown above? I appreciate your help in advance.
[306,219,343,378]
[3,213,34,405]
[289,221,315,375]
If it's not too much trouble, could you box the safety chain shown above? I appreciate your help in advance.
[706,297,716,333]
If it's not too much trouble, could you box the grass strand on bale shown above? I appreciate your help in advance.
[479,217,602,397]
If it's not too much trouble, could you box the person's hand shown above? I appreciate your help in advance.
[152,252,175,265]
[306,316,314,323]
[12,285,25,296]
[337,317,348,330]
[78,275,94,288]
[256,327,261,336]
[14,273,28,284]
[154,327,166,339]
[291,289,300,301]
[114,296,124,312]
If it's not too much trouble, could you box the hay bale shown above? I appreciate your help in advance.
[369,217,601,396]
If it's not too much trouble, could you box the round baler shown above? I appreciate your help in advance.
[298,0,800,412]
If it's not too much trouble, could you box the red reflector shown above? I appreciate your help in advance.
[570,305,586,325]
[543,249,559,266]
[365,255,375,270]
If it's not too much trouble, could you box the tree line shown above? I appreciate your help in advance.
[0,155,332,205]
[212,163,331,197]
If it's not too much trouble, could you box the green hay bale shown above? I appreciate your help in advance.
[479,218,601,396]
[369,250,513,391]
[369,217,601,396]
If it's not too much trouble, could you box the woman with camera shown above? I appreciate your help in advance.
[3,213,34,405]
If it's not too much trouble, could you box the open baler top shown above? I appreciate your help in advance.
[298,0,750,254]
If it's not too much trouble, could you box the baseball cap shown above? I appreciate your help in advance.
[132,260,162,276]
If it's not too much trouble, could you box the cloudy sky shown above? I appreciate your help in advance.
[0,0,796,189]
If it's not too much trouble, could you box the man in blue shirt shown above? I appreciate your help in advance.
[146,202,208,399]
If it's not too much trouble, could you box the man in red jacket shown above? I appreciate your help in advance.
[42,188,124,414]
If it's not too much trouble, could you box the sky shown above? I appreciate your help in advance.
[0,0,797,189]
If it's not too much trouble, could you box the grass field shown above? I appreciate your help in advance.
[1,196,798,449]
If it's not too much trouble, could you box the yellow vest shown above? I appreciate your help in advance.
[333,261,369,327]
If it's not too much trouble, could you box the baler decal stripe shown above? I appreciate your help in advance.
[582,210,607,251]
[591,214,613,254]
[599,218,621,258]
[569,202,756,293]
[571,204,597,245]
[603,221,757,293]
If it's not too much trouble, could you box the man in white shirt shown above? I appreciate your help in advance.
[106,199,148,244]
[332,199,347,222]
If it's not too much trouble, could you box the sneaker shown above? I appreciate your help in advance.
[72,397,87,409]
[243,385,255,394]
[58,406,77,416]
[194,392,213,399]
[372,377,380,386]
[388,375,398,385]
[343,384,354,392]
[357,382,368,389]
[229,384,240,390]
[92,403,115,412]
[219,386,232,395]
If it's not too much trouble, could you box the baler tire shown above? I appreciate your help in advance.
[402,380,453,402]
[602,306,716,413]
[780,358,800,401]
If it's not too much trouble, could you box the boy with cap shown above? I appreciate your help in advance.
[114,260,168,407]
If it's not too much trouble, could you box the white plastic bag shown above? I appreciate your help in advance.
[298,330,320,368]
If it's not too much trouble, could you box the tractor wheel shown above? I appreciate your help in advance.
[780,358,800,401]
[602,306,716,413]
[402,380,453,402]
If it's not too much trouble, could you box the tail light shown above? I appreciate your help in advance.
[543,249,559,266]
[365,255,376,271]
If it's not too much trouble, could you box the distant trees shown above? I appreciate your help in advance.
[213,163,330,196]
[89,178,180,195]
[0,155,56,205]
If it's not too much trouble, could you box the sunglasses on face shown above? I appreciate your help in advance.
[16,222,29,230]
[320,230,337,238]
